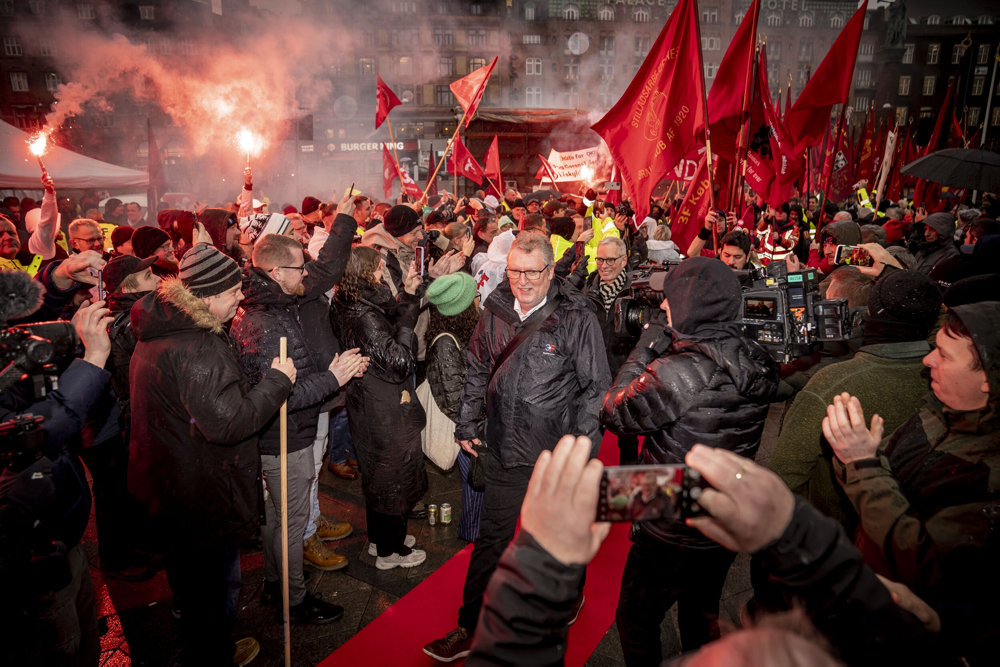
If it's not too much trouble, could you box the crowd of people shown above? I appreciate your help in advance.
[1,167,998,666]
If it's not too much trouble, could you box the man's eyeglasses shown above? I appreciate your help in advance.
[505,266,550,281]
[595,256,624,265]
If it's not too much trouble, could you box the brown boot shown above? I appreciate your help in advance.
[315,515,353,541]
[303,534,348,571]
[327,462,358,480]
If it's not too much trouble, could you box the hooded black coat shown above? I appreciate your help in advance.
[455,277,612,467]
[331,283,427,515]
[601,257,778,546]
[128,278,292,552]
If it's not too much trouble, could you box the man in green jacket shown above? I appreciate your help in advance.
[769,271,942,525]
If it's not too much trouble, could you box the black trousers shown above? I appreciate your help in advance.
[79,436,142,570]
[618,433,641,465]
[457,453,534,631]
[367,508,408,557]
[616,534,736,665]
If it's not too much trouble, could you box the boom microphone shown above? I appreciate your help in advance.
[0,269,44,326]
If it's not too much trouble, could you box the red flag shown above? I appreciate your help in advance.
[605,164,622,207]
[914,76,959,206]
[425,143,438,197]
[447,136,485,185]
[857,108,876,183]
[785,0,868,157]
[400,168,422,198]
[483,136,501,186]
[828,117,855,203]
[450,56,497,128]
[671,153,714,256]
[375,74,401,130]
[536,153,559,185]
[591,0,706,223]
[382,144,398,198]
[707,0,760,166]
[744,46,797,207]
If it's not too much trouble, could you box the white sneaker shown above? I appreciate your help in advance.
[375,548,426,570]
[368,534,416,557]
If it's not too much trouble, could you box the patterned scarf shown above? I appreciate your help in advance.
[598,270,629,311]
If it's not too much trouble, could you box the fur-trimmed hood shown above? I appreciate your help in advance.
[131,276,226,341]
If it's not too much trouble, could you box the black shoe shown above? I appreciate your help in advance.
[278,592,344,625]
[101,561,159,582]
[407,503,428,520]
[260,580,279,606]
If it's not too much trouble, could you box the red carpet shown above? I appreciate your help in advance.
[321,431,634,665]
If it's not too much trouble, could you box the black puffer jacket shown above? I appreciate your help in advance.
[426,331,467,421]
[455,277,612,468]
[230,268,338,456]
[128,278,292,552]
[331,283,426,515]
[601,257,778,546]
[107,289,149,436]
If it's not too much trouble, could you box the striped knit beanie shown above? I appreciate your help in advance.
[179,244,242,297]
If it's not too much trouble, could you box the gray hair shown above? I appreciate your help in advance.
[598,236,626,256]
[510,230,554,265]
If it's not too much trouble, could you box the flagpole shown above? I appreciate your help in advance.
[733,41,760,212]
[422,107,470,202]
[385,117,409,189]
[691,0,717,248]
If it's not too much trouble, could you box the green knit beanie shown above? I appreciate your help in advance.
[426,272,477,316]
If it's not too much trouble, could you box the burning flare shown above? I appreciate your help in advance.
[579,164,595,184]
[236,128,263,163]
[27,129,51,171]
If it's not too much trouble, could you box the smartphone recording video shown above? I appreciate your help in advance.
[833,244,873,267]
[597,464,708,522]
[415,245,426,277]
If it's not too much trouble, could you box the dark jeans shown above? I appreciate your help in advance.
[368,508,408,557]
[616,535,736,665]
[457,453,534,631]
[79,436,142,570]
[164,545,241,667]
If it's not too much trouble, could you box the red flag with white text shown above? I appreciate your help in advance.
[450,57,497,128]
[375,74,402,130]
[400,168,422,198]
[671,153,714,257]
[591,0,707,223]
[448,137,485,185]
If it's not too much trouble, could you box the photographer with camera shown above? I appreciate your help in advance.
[1,269,116,666]
[601,257,778,663]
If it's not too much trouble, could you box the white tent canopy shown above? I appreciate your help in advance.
[0,120,149,190]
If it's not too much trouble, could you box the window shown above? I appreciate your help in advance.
[855,96,869,110]
[470,3,483,16]
[3,37,22,56]
[524,2,534,21]
[952,15,969,25]
[830,14,844,29]
[433,29,453,46]
[735,13,744,25]
[798,42,812,61]
[951,44,964,64]
[598,5,614,21]
[28,0,44,14]
[978,44,991,65]
[44,72,59,91]
[968,107,980,127]
[635,36,651,54]
[526,57,542,75]
[525,86,542,107]
[10,71,28,92]
[927,43,939,64]
[633,7,649,22]
[77,3,95,19]
[564,4,579,20]
[564,59,579,81]
[979,15,994,26]
[993,108,1000,126]
[599,59,614,81]
[435,85,453,106]
[767,14,781,27]
[394,56,413,76]
[358,57,375,76]
[599,35,614,55]
[179,40,194,56]
[437,56,453,77]
[927,15,940,25]
[796,62,809,85]
[799,13,813,28]
[468,29,486,46]
[770,42,781,59]
[705,62,718,78]
[139,5,154,20]
[856,69,872,86]
[702,36,721,51]
[895,106,907,126]
[39,39,53,56]
[922,76,936,96]
[563,89,580,108]
[469,57,486,72]
[702,8,718,24]
[972,76,985,96]
[902,44,914,63]
[0,0,12,15]
[859,43,874,62]
[898,75,911,95]
[523,34,541,45]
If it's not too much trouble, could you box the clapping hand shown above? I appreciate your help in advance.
[821,393,883,464]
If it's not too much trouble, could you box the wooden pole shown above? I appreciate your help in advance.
[422,107,471,202]
[385,118,411,197]
[279,336,291,667]
[817,104,849,233]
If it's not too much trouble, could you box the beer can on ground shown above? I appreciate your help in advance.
[440,502,452,525]
[427,503,439,526]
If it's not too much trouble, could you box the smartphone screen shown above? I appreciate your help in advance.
[415,245,425,277]
[834,244,873,267]
[597,464,707,522]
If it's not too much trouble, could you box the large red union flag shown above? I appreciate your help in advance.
[707,0,759,167]
[591,0,705,223]
[375,74,401,130]
[745,45,798,207]
[785,0,868,157]
[447,136,485,185]
[451,56,497,128]
[671,153,714,257]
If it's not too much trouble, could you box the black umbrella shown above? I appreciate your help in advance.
[523,189,561,204]
[901,148,1000,193]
